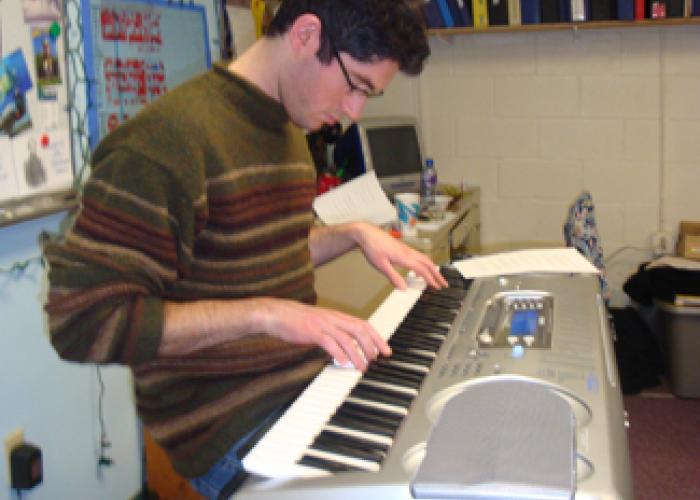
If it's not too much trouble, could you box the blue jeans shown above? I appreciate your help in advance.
[189,406,286,499]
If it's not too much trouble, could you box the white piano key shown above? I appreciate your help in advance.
[302,448,381,473]
[358,378,419,397]
[381,359,430,374]
[344,396,409,417]
[323,424,394,447]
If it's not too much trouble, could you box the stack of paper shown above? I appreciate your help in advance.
[453,247,600,278]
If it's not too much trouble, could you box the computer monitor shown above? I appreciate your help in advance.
[334,116,425,197]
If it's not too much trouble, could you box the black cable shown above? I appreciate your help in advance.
[96,366,113,466]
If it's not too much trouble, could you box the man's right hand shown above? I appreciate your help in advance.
[162,297,391,371]
[256,298,391,371]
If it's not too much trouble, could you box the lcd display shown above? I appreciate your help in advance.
[366,126,423,176]
[510,309,539,336]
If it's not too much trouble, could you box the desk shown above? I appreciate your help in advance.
[315,188,480,318]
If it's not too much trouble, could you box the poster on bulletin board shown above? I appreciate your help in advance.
[0,0,74,224]
[80,0,215,149]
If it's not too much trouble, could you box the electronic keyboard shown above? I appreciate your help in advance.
[238,268,633,499]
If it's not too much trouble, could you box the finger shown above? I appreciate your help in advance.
[346,322,391,362]
[330,329,369,371]
[414,260,448,289]
[317,332,352,367]
[327,309,392,359]
[378,261,408,290]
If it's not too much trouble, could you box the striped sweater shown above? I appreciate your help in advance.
[44,64,328,477]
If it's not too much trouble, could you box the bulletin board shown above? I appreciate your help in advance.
[81,0,216,149]
[0,0,75,226]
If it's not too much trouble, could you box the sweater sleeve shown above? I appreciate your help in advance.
[44,148,196,366]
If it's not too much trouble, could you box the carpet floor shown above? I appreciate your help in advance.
[624,385,700,500]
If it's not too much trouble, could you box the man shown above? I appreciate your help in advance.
[44,0,439,498]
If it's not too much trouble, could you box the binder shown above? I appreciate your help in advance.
[649,0,667,17]
[436,0,457,26]
[560,0,573,20]
[472,0,490,27]
[589,0,614,18]
[617,0,635,18]
[508,0,523,24]
[635,0,646,17]
[571,0,588,20]
[522,0,543,22]
[488,0,509,24]
[542,0,562,21]
[453,0,474,26]
[666,0,684,15]
[693,0,699,15]
[424,0,446,27]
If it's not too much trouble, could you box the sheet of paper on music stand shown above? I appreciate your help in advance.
[453,248,600,279]
[312,171,397,226]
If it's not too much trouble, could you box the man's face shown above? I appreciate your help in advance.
[281,50,399,132]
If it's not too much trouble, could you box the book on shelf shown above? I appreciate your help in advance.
[617,0,635,19]
[436,0,456,26]
[424,0,447,28]
[508,0,522,24]
[453,0,474,26]
[521,0,542,22]
[472,0,490,27]
[541,0,562,21]
[571,0,587,21]
[488,0,509,24]
[589,0,614,19]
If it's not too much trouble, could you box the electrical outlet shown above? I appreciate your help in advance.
[651,230,674,257]
[4,428,24,485]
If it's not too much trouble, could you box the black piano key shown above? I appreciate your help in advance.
[329,412,397,438]
[385,349,434,367]
[389,335,442,351]
[372,358,427,378]
[400,317,450,331]
[311,431,388,463]
[339,401,404,427]
[363,366,423,389]
[298,454,367,473]
[351,383,414,408]
[310,438,384,464]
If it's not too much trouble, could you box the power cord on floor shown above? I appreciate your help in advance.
[96,366,114,468]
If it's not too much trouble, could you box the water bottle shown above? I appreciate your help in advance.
[421,157,437,218]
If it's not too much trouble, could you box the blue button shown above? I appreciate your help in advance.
[511,345,525,359]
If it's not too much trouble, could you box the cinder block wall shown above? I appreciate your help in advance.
[410,26,700,305]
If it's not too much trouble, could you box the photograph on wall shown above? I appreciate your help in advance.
[0,49,34,137]
[22,0,62,24]
[11,129,71,197]
[31,26,62,99]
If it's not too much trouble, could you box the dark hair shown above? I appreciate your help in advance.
[266,0,430,76]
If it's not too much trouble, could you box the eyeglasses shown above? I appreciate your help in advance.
[327,34,384,99]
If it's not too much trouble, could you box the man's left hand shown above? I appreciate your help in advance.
[353,222,448,290]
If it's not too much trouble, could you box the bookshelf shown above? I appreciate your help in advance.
[427,16,700,35]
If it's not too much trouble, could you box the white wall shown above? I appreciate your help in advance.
[0,215,141,500]
[412,25,700,305]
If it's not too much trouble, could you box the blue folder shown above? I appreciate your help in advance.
[436,0,456,26]
[521,0,542,22]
